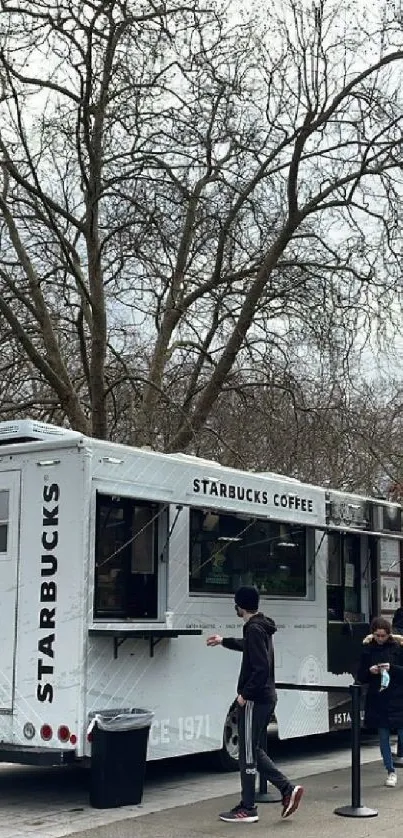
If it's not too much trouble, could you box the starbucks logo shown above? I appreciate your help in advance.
[298,655,322,709]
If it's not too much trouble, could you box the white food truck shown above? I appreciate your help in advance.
[0,419,401,767]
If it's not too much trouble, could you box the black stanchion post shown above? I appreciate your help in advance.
[255,770,281,804]
[334,683,377,818]
[393,735,403,767]
[255,731,281,803]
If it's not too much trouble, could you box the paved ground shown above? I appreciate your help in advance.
[70,761,403,838]
[0,735,385,838]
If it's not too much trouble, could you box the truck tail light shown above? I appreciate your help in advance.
[57,725,70,743]
[40,724,53,741]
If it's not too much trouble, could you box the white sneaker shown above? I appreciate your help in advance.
[385,771,397,787]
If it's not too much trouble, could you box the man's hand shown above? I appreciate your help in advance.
[369,665,379,675]
[206,635,223,646]
[237,694,246,706]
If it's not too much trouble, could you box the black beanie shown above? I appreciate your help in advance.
[235,586,259,612]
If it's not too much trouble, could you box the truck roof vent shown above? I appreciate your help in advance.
[0,419,82,445]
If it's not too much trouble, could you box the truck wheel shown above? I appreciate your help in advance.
[217,704,239,772]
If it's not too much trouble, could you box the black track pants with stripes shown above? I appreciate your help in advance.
[238,700,292,809]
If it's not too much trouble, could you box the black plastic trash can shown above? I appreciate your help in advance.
[89,708,154,809]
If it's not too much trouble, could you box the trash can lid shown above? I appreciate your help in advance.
[88,710,154,733]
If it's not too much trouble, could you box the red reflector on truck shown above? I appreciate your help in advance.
[57,725,70,742]
[40,724,52,741]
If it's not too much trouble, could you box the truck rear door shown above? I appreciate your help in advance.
[0,471,21,712]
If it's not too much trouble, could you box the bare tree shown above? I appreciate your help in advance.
[186,349,403,495]
[0,0,214,437]
[0,0,402,461]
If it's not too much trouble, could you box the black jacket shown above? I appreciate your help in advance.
[357,637,403,728]
[222,613,277,705]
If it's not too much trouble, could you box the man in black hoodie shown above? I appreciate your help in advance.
[207,586,303,823]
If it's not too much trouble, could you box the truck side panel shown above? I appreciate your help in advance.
[11,448,86,752]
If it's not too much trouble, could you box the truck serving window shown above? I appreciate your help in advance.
[0,490,9,552]
[189,509,307,597]
[327,532,362,622]
[94,494,159,620]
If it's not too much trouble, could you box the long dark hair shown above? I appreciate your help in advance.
[370,616,392,634]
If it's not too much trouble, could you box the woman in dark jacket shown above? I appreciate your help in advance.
[357,616,403,787]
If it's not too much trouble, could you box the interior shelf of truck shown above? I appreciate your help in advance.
[88,626,203,659]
